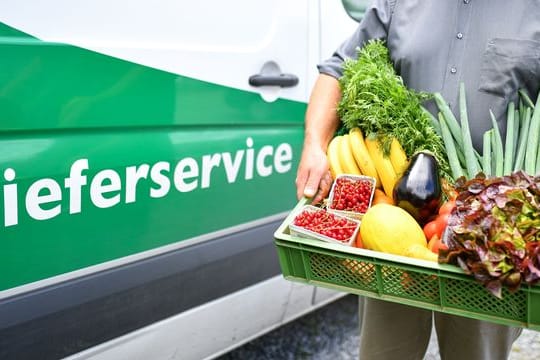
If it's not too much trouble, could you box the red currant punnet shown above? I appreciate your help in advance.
[293,207,358,243]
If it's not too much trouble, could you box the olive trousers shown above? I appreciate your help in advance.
[358,297,522,360]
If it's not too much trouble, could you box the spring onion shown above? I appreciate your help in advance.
[459,83,480,177]
[503,102,515,175]
[482,130,493,176]
[514,107,532,172]
[422,106,442,136]
[525,91,540,175]
[519,88,535,109]
[434,93,464,150]
[439,113,464,180]
[489,110,504,177]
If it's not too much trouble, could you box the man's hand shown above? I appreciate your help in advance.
[295,143,333,204]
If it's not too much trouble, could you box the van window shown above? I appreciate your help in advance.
[341,0,370,22]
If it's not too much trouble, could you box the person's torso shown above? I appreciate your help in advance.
[386,0,540,149]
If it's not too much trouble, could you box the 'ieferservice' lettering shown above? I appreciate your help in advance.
[2,138,293,227]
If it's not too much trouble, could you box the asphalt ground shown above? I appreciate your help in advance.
[217,295,540,360]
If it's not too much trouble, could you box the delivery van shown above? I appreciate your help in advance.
[0,1,366,359]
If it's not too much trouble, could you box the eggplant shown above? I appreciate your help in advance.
[393,151,442,225]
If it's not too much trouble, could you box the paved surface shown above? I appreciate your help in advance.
[218,295,540,360]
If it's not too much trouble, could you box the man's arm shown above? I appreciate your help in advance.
[295,74,342,204]
[296,0,392,203]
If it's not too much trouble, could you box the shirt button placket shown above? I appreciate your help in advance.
[450,67,457,74]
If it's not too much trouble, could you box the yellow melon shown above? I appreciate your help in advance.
[360,203,434,260]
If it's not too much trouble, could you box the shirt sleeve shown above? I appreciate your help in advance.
[317,0,395,79]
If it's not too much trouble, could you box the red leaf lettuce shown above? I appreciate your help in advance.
[439,171,540,298]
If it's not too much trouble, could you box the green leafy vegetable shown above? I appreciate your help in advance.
[337,39,451,181]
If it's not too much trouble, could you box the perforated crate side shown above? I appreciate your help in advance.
[379,263,441,305]
[276,242,308,280]
[440,275,528,324]
[307,252,379,293]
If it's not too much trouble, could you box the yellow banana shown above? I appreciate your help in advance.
[348,128,381,186]
[364,137,398,198]
[339,134,362,175]
[389,138,409,177]
[327,135,344,179]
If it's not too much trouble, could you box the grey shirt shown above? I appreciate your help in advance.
[319,0,540,150]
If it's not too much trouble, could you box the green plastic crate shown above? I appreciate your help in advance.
[275,198,540,330]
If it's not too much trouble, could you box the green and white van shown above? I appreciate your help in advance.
[0,1,366,359]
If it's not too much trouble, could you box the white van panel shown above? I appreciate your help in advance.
[0,0,310,102]
[64,276,343,360]
[320,1,359,61]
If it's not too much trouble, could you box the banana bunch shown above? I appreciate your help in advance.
[327,128,408,197]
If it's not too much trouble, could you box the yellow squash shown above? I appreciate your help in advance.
[360,203,436,261]
[404,244,438,262]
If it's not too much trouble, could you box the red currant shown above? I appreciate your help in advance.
[330,177,373,214]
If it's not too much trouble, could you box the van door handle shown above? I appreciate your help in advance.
[248,73,299,88]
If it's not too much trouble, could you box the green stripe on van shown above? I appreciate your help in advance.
[0,22,305,291]
[0,22,305,131]
[0,22,30,38]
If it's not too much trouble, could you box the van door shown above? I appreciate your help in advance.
[0,0,309,293]
[0,1,314,359]
[0,1,367,359]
